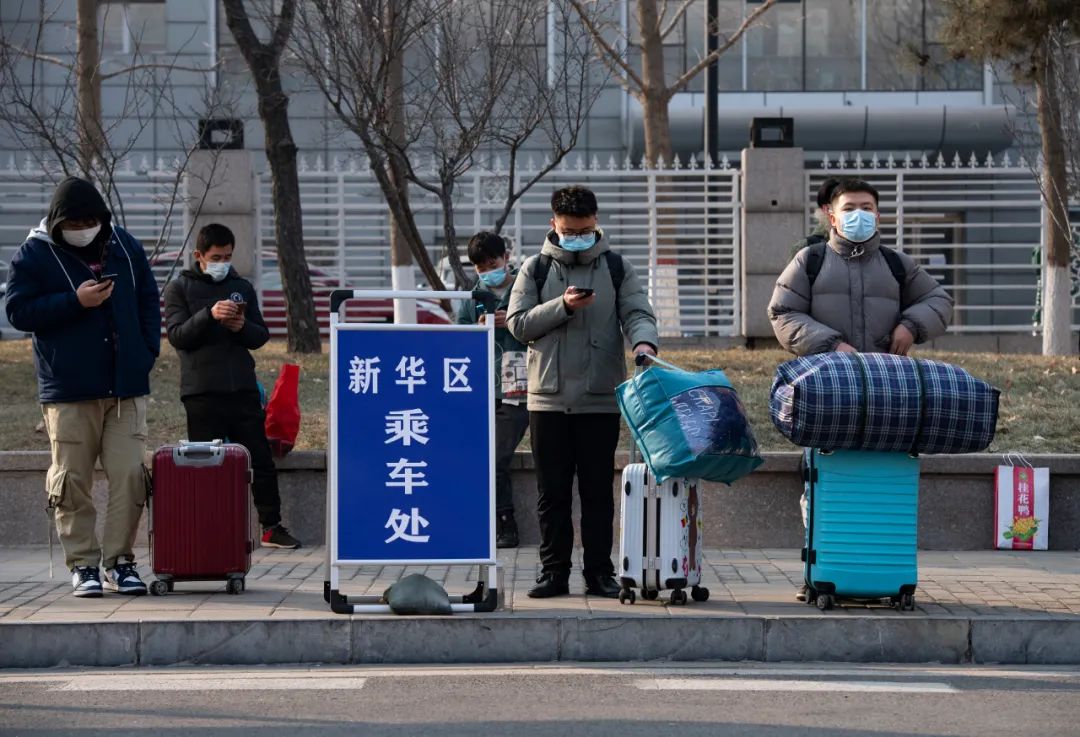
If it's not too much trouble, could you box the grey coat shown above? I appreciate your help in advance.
[767,231,954,356]
[507,231,659,414]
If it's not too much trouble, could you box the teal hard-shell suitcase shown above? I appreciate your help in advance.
[802,449,920,611]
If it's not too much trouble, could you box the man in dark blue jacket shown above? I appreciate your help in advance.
[5,177,161,598]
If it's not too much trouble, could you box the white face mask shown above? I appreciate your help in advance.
[61,224,101,248]
[203,261,231,282]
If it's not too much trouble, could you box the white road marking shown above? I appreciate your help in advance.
[635,678,959,694]
[49,676,366,692]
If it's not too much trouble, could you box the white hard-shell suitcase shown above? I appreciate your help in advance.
[617,398,709,606]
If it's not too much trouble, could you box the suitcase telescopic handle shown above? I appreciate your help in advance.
[173,440,226,467]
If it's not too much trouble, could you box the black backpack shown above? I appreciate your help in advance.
[533,250,625,307]
[804,239,907,288]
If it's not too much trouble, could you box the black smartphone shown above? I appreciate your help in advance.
[97,273,118,283]
[572,287,594,297]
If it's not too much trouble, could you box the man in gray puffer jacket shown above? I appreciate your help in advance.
[768,178,953,601]
[768,178,953,356]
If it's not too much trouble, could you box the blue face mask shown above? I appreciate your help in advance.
[558,233,596,252]
[837,209,877,243]
[478,267,507,288]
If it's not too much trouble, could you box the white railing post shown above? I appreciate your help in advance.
[731,170,742,338]
[337,173,346,288]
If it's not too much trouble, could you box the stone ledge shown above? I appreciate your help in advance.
[4,615,1080,668]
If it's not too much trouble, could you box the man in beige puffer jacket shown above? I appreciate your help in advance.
[768,177,953,601]
[508,185,658,599]
[769,178,953,356]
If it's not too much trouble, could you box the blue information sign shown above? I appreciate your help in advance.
[332,325,494,563]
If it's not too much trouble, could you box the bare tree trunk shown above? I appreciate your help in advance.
[261,82,321,353]
[636,0,674,168]
[1036,51,1074,356]
[223,0,320,353]
[385,17,416,323]
[75,0,105,175]
[439,178,470,288]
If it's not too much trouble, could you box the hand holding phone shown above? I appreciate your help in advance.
[571,287,594,297]
[97,273,118,283]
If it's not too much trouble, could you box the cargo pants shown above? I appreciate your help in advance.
[42,397,149,570]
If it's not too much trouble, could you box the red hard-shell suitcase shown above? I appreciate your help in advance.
[149,440,253,596]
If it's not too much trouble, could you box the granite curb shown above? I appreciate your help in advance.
[4,615,1080,669]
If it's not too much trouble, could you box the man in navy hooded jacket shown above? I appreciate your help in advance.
[5,177,160,598]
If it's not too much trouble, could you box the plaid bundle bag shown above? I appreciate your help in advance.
[770,353,999,454]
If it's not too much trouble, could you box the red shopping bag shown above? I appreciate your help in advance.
[265,364,300,458]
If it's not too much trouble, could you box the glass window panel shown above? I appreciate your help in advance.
[865,0,922,90]
[125,4,166,52]
[804,0,860,90]
[746,1,803,91]
[920,1,981,90]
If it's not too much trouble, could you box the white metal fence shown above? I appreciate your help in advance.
[256,155,742,338]
[1,150,1076,340]
[807,152,1080,333]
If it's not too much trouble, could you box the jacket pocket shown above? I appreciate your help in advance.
[527,336,560,394]
[585,335,626,394]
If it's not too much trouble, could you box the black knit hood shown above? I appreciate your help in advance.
[46,177,112,247]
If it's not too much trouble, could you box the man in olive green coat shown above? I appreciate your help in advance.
[507,186,658,599]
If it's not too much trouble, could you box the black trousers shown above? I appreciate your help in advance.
[495,402,530,515]
[529,411,620,577]
[182,391,282,529]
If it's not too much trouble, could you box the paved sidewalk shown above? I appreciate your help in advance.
[2,546,1080,620]
[2,546,1079,668]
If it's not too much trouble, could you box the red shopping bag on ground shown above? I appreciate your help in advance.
[265,364,301,458]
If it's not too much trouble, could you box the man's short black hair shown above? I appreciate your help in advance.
[816,177,841,208]
[551,186,598,217]
[830,179,880,207]
[466,231,507,264]
[196,223,235,254]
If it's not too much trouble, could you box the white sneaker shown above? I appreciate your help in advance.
[104,562,147,595]
[72,566,103,598]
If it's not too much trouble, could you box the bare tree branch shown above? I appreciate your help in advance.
[667,0,776,97]
[566,0,645,91]
[660,0,697,41]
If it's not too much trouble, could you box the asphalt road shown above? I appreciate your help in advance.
[2,662,1079,736]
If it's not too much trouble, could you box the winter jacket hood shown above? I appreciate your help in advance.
[45,177,113,248]
[507,232,659,414]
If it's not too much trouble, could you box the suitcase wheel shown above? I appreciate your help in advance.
[893,593,915,612]
[149,580,169,597]
[668,589,688,606]
[815,593,835,611]
[691,585,709,602]
[618,587,636,605]
[226,577,245,595]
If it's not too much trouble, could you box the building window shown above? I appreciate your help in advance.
[866,0,981,91]
[744,0,803,91]
[804,0,860,91]
[98,1,166,55]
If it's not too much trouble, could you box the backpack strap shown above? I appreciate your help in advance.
[532,250,625,303]
[805,241,828,287]
[533,253,553,298]
[879,246,908,288]
[805,240,907,289]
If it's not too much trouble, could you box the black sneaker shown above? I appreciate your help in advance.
[261,524,302,549]
[105,561,147,595]
[496,513,519,549]
[71,566,103,598]
[527,572,570,598]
